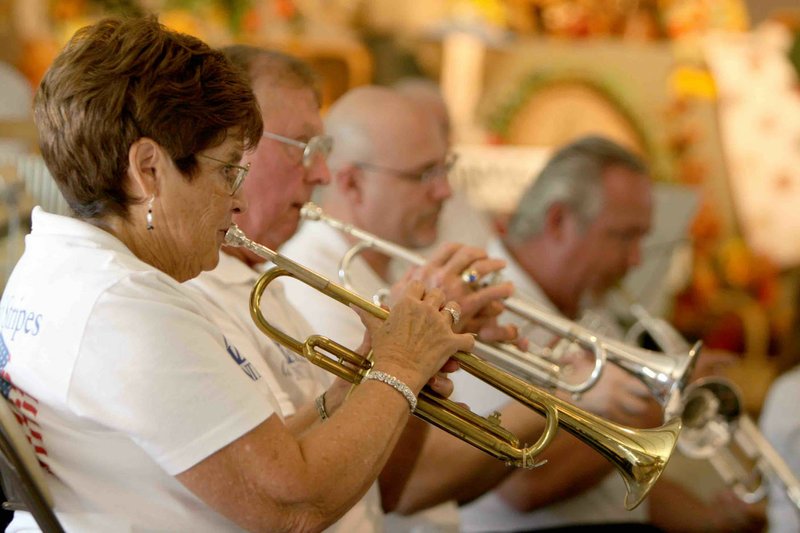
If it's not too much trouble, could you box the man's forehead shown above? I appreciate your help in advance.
[375,124,445,166]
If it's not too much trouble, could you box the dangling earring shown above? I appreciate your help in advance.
[146,196,154,231]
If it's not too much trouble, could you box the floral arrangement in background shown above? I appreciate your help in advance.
[503,0,748,40]
[660,0,749,38]
[665,46,792,359]
[671,210,790,356]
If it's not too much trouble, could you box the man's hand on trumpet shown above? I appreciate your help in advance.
[392,242,520,344]
[571,362,661,428]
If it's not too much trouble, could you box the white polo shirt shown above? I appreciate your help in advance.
[452,237,647,532]
[186,252,329,415]
[2,208,274,531]
[280,219,460,532]
[187,250,385,533]
[760,365,800,533]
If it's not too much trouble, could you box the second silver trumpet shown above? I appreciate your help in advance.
[301,201,700,410]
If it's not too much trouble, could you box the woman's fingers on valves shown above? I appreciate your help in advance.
[351,303,383,334]
[402,279,426,300]
[440,357,460,373]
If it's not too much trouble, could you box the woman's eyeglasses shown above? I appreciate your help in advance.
[262,131,334,168]
[197,154,249,195]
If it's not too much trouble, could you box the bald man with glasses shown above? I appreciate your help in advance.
[278,86,633,527]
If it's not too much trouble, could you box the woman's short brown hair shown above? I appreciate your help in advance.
[34,16,263,220]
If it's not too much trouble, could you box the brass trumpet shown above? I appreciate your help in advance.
[224,225,683,510]
[301,201,700,409]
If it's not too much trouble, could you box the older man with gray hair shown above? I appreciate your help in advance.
[453,135,766,532]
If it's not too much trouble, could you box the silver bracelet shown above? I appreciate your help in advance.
[315,392,329,421]
[363,370,417,413]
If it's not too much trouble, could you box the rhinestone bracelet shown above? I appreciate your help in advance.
[363,370,417,413]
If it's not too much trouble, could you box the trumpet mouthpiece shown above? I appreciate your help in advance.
[300,202,323,221]
[224,224,248,248]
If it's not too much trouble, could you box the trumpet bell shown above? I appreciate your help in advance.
[670,378,740,458]
[613,417,682,509]
[669,377,800,509]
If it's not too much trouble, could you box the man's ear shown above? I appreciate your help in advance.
[333,163,365,205]
[127,138,162,199]
[543,202,571,241]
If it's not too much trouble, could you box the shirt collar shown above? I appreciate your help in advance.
[206,250,263,285]
[31,206,137,258]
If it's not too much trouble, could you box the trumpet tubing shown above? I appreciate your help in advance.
[225,225,683,510]
[500,297,701,410]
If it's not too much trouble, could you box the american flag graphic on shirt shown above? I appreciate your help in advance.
[0,332,51,472]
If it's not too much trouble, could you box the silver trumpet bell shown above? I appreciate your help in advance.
[503,296,701,412]
[668,377,800,510]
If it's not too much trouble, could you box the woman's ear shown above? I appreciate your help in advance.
[127,138,162,199]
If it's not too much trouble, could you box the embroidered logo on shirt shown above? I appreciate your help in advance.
[224,336,261,381]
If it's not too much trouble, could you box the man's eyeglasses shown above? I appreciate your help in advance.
[355,154,458,184]
[197,154,249,195]
[262,131,334,168]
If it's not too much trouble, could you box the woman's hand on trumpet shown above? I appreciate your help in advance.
[353,280,474,394]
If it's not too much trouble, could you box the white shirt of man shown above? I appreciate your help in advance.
[2,208,273,531]
[281,219,461,532]
[759,365,800,533]
[280,221,386,352]
[451,236,647,532]
[186,250,384,533]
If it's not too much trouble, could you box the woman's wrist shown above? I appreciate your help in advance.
[370,358,426,394]
[363,369,417,413]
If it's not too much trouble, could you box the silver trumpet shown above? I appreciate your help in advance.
[668,377,800,510]
[301,201,700,408]
[625,303,692,354]
[303,202,604,396]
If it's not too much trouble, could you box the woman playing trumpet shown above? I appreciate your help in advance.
[0,17,472,531]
